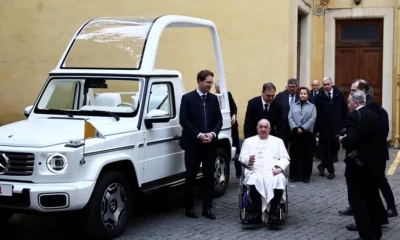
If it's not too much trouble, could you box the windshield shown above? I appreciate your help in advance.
[61,17,157,69]
[34,77,143,117]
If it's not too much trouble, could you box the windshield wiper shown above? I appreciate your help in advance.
[47,109,73,117]
[90,110,120,121]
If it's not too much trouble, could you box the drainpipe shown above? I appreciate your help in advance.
[394,0,400,148]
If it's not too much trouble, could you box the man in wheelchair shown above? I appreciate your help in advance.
[239,119,290,225]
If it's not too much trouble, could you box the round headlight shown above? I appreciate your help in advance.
[46,153,68,174]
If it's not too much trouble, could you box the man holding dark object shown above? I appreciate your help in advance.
[215,80,241,178]
[339,90,387,240]
[313,77,348,179]
[179,69,222,220]
[339,80,397,230]
[244,82,285,141]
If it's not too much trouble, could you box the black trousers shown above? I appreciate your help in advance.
[184,143,216,210]
[346,161,396,211]
[349,173,384,240]
[250,185,283,216]
[379,161,396,210]
[289,131,314,180]
[319,138,337,173]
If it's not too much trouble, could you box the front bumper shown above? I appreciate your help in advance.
[0,180,96,212]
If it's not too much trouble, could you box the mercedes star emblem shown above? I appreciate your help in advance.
[0,153,10,175]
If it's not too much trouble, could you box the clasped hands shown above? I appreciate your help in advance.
[248,155,282,176]
[199,132,214,143]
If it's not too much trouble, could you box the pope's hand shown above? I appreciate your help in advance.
[272,167,282,176]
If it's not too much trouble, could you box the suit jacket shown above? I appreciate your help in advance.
[275,90,300,121]
[243,96,284,139]
[179,90,223,151]
[227,92,239,128]
[365,94,389,161]
[309,89,320,104]
[342,106,385,177]
[228,92,237,117]
[313,87,348,139]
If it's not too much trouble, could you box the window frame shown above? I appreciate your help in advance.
[33,76,143,118]
[40,81,79,110]
[146,81,176,119]
[336,19,383,47]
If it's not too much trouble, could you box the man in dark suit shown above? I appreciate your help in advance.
[274,78,300,148]
[310,80,322,158]
[314,77,348,179]
[310,79,320,103]
[179,69,222,220]
[340,90,387,240]
[215,81,241,177]
[244,82,285,140]
[339,80,397,230]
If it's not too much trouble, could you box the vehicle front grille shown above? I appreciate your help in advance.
[0,152,35,176]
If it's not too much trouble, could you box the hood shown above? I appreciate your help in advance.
[0,117,137,148]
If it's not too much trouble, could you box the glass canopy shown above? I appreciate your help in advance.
[61,17,158,69]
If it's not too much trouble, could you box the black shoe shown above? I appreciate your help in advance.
[246,213,262,224]
[317,164,325,176]
[387,208,398,218]
[346,223,357,231]
[267,214,282,225]
[290,178,298,183]
[302,179,310,183]
[202,209,216,220]
[339,206,353,216]
[327,172,335,180]
[185,208,198,218]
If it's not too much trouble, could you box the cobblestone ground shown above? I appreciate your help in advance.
[4,148,400,240]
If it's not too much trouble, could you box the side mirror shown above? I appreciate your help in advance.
[144,109,170,129]
[24,105,33,118]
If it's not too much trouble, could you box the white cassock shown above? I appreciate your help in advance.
[239,135,290,220]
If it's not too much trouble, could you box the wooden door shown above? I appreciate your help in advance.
[335,20,383,106]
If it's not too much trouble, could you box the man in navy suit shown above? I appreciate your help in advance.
[310,79,320,104]
[179,69,223,220]
[274,78,300,148]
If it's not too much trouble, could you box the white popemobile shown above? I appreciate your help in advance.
[0,15,235,239]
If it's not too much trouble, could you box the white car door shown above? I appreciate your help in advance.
[142,79,184,183]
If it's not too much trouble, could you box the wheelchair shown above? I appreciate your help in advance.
[238,165,289,226]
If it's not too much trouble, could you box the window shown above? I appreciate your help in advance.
[38,81,78,110]
[341,24,380,41]
[147,83,175,118]
[35,77,143,118]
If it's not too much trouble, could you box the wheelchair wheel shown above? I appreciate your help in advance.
[239,179,247,222]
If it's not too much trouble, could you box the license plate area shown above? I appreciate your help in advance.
[0,184,13,197]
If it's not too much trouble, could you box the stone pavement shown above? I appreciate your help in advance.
[4,148,400,240]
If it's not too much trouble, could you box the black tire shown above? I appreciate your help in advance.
[0,209,13,227]
[81,171,133,240]
[213,148,230,198]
